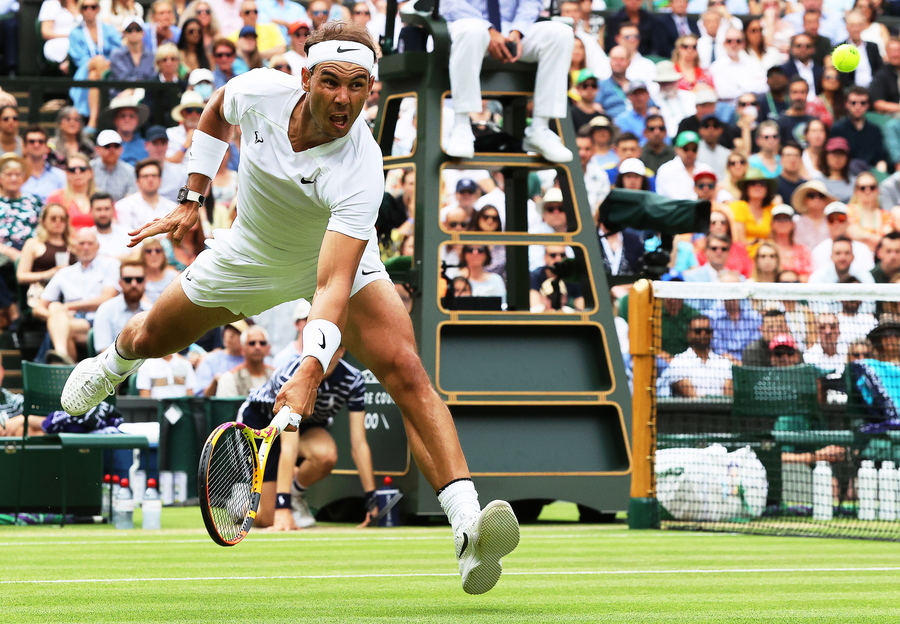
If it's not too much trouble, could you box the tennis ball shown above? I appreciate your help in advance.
[832,44,860,73]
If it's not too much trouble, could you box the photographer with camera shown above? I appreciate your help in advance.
[529,245,585,313]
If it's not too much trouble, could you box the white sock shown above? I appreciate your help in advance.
[531,116,550,131]
[102,340,143,376]
[454,112,471,130]
[437,479,480,534]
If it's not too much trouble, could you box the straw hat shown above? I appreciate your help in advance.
[171,91,206,123]
[736,168,777,195]
[102,90,150,127]
[789,180,836,215]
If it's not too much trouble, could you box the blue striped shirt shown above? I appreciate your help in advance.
[246,356,366,424]
[439,0,542,36]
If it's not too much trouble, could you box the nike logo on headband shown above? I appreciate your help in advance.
[336,46,358,53]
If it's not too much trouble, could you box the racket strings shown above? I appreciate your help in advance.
[206,428,256,541]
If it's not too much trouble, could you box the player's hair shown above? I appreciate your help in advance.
[305,20,382,65]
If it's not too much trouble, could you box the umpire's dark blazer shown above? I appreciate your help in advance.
[651,13,700,59]
[839,41,884,89]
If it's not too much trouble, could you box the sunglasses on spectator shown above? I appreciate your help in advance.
[144,247,163,254]
[544,204,565,213]
[707,245,730,252]
[725,38,744,44]
[646,125,666,132]
[273,64,290,70]
[546,252,566,259]
[728,158,746,165]
[579,81,599,89]
[197,8,211,13]
[681,145,698,152]
[67,165,89,173]
[696,183,715,190]
[807,192,826,200]
[26,138,46,144]
[857,184,877,191]
[737,101,756,107]
[679,44,697,50]
[242,9,258,14]
[691,327,713,334]
[124,26,143,33]
[466,247,488,254]
[354,9,370,15]
[447,221,469,228]
[214,51,235,58]
[247,340,268,346]
[1,115,18,121]
[851,351,872,359]
[773,348,796,357]
[122,276,145,284]
[760,134,779,140]
[827,213,848,223]
[183,107,204,114]
[480,214,500,222]
[81,3,99,9]
[311,9,328,15]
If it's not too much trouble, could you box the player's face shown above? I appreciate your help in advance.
[303,62,373,140]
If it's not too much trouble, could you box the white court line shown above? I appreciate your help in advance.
[0,532,735,547]
[3,567,900,585]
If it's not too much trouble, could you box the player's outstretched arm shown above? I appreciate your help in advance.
[129,86,234,246]
[276,231,366,414]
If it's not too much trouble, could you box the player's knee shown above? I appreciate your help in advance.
[379,347,428,395]
[130,323,170,359]
[311,447,338,471]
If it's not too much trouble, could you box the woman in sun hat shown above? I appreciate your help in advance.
[791,179,837,251]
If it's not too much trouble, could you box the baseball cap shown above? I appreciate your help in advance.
[700,114,722,128]
[225,319,250,334]
[824,201,848,216]
[588,115,612,129]
[769,333,797,351]
[96,129,122,147]
[771,204,795,218]
[675,130,700,148]
[693,167,717,182]
[695,89,717,105]
[543,187,563,204]
[626,80,648,95]
[618,158,646,176]
[825,136,850,152]
[122,16,144,31]
[144,125,168,142]
[576,68,597,85]
[188,68,214,86]
[288,21,310,35]
[456,178,478,193]
[293,298,311,321]
[239,26,258,38]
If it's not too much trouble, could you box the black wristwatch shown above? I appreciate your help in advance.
[177,187,206,207]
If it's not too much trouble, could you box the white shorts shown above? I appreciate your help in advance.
[180,236,389,317]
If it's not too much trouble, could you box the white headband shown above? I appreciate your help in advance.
[306,40,375,74]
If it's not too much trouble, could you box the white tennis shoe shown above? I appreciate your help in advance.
[61,355,138,416]
[291,481,317,528]
[523,126,573,163]
[456,500,520,595]
[445,123,476,159]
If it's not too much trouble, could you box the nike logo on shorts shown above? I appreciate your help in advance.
[301,177,317,184]
[254,131,263,144]
[361,269,380,276]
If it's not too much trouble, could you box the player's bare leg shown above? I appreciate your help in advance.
[344,279,519,594]
[62,279,243,415]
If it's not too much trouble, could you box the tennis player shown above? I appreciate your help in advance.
[61,21,519,595]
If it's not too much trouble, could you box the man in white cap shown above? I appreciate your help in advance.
[187,68,215,102]
[91,130,137,203]
[810,203,875,274]
[62,21,519,596]
[271,298,311,369]
[440,0,574,162]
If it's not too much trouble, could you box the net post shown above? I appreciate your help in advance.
[628,279,659,529]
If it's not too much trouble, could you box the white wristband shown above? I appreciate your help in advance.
[301,319,342,373]
[186,129,229,181]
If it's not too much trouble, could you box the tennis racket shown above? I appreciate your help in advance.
[198,406,297,546]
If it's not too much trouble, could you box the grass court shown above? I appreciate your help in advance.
[3,502,900,623]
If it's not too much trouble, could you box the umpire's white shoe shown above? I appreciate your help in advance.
[291,481,317,528]
[523,126,573,163]
[445,123,476,159]
[61,355,138,416]
[456,500,520,595]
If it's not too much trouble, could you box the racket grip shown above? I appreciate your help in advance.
[271,406,301,433]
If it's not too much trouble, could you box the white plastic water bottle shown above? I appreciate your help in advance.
[813,461,833,521]
[857,460,878,521]
[113,477,135,529]
[878,461,899,521]
[100,474,112,519]
[142,478,162,530]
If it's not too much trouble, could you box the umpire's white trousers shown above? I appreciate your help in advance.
[447,18,574,120]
